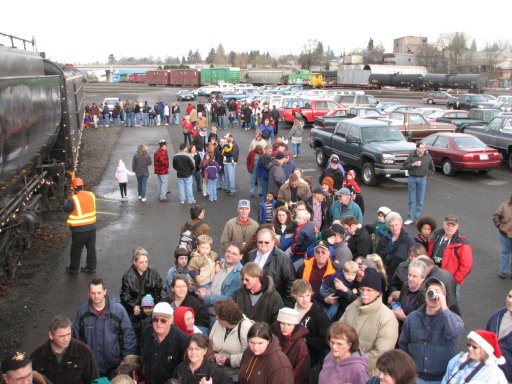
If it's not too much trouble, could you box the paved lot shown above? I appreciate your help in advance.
[21,85,511,353]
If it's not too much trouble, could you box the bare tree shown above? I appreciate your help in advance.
[298,39,322,69]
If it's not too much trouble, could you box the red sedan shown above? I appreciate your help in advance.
[421,132,502,176]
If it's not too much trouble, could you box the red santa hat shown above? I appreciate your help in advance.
[467,329,506,365]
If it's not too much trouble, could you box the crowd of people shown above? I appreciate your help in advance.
[4,96,512,384]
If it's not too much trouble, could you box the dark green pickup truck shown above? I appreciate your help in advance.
[436,108,502,131]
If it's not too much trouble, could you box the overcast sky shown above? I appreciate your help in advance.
[2,0,510,64]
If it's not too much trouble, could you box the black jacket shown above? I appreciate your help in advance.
[31,339,99,384]
[347,225,373,258]
[246,247,295,305]
[172,152,195,178]
[319,168,344,190]
[172,360,233,384]
[298,301,330,367]
[305,196,330,229]
[120,265,163,315]
[162,293,210,329]
[140,325,188,384]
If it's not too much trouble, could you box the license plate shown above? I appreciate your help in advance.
[480,154,489,160]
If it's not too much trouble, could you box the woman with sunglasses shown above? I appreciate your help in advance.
[441,330,507,383]
[172,333,232,384]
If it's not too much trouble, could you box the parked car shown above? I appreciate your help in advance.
[436,108,501,131]
[382,111,455,141]
[177,90,195,101]
[422,91,456,104]
[330,93,380,108]
[447,94,501,110]
[414,107,443,119]
[375,101,400,113]
[421,132,502,175]
[381,104,419,117]
[427,110,469,122]
[279,98,341,125]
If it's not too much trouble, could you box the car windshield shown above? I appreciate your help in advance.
[325,109,347,117]
[453,136,487,149]
[362,126,404,142]
[428,111,446,119]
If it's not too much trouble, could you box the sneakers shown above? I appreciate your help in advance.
[404,219,414,225]
[159,198,169,202]
[141,198,146,202]
[180,201,185,204]
[65,266,79,275]
[80,266,96,273]
[138,196,142,200]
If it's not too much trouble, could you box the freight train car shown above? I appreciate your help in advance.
[169,69,200,86]
[0,41,85,275]
[146,70,170,86]
[200,67,240,85]
[245,70,286,85]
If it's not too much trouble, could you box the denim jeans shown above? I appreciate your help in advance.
[224,163,236,192]
[103,113,110,126]
[293,143,300,156]
[249,172,258,195]
[156,174,168,200]
[175,113,180,124]
[136,112,143,125]
[128,112,135,127]
[113,116,120,126]
[178,176,195,203]
[217,115,225,129]
[193,170,202,191]
[259,177,269,197]
[208,179,217,201]
[217,171,225,189]
[499,231,512,274]
[142,113,149,126]
[407,176,427,221]
[136,174,148,198]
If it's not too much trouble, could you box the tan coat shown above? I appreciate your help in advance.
[493,201,512,238]
[277,181,311,204]
[340,296,399,376]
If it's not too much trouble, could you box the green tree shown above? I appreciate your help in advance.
[470,39,477,52]
[298,39,322,69]
[205,48,216,64]
[367,38,374,50]
[186,50,194,63]
[108,54,116,64]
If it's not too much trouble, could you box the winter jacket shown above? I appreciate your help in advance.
[246,247,295,304]
[120,265,163,316]
[153,147,169,175]
[223,142,239,164]
[233,276,284,325]
[31,339,100,384]
[277,181,311,204]
[414,234,434,256]
[255,154,272,180]
[296,301,330,367]
[399,304,464,380]
[204,160,221,180]
[347,224,373,258]
[331,241,353,270]
[259,124,275,140]
[493,201,512,238]
[388,259,409,294]
[318,350,369,384]
[441,352,508,384]
[172,151,195,178]
[305,196,330,230]
[329,199,363,223]
[115,161,134,183]
[426,266,461,315]
[181,218,211,238]
[291,221,317,260]
[209,316,254,380]
[319,168,344,190]
[486,308,512,382]
[340,296,399,376]
[172,360,233,384]
[203,261,243,306]
[249,138,267,151]
[192,133,208,152]
[246,149,259,173]
[132,153,152,176]
[72,297,137,376]
[258,198,276,224]
[220,216,259,249]
[282,159,296,180]
[140,325,188,384]
[403,150,435,177]
[377,229,415,281]
[270,323,311,384]
[238,335,294,384]
[288,121,304,144]
[430,229,473,285]
[189,251,217,286]
[268,160,286,196]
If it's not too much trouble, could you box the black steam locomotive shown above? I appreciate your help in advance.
[0,41,85,275]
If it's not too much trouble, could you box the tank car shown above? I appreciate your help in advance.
[0,41,84,275]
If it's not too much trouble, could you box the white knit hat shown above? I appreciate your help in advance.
[277,308,300,325]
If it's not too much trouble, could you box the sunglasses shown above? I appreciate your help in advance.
[257,241,270,244]
[152,317,169,324]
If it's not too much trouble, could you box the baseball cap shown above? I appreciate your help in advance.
[152,302,173,318]
[330,154,340,163]
[335,188,351,196]
[159,139,167,146]
[424,277,446,295]
[444,215,459,225]
[275,152,286,160]
[378,206,392,216]
[1,351,31,373]
[314,240,330,251]
[238,199,250,209]
[312,186,327,195]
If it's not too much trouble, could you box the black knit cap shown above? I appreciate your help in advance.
[360,267,382,292]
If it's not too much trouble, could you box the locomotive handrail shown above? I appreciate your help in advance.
[0,32,37,51]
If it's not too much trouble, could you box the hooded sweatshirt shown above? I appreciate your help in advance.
[271,323,310,384]
[115,160,134,183]
[318,350,369,384]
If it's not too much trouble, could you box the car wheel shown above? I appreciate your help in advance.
[361,162,378,186]
[442,159,455,176]
[478,170,489,174]
[427,99,434,104]
[315,148,328,168]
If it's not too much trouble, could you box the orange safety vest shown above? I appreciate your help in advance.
[67,190,96,227]
[302,257,336,282]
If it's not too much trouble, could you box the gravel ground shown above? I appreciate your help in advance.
[0,125,122,356]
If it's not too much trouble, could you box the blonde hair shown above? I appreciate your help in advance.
[241,262,263,278]
[133,247,149,262]
[196,234,213,246]
[291,279,313,296]
[366,254,388,285]
[111,375,134,384]
[343,260,359,274]
[296,210,311,221]
[137,144,147,155]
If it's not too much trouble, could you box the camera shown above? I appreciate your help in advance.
[426,289,437,300]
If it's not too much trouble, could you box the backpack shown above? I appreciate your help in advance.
[261,127,270,140]
[178,221,202,253]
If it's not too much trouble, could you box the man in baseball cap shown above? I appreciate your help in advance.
[220,199,259,249]
[2,351,50,384]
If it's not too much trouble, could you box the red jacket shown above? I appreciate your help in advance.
[431,230,473,285]
[186,104,193,115]
[153,147,169,175]
[246,150,258,173]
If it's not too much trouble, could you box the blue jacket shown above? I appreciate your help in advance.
[329,200,363,223]
[256,155,271,180]
[73,297,137,376]
[203,260,243,306]
[259,198,276,224]
[487,308,512,382]
[399,304,464,380]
